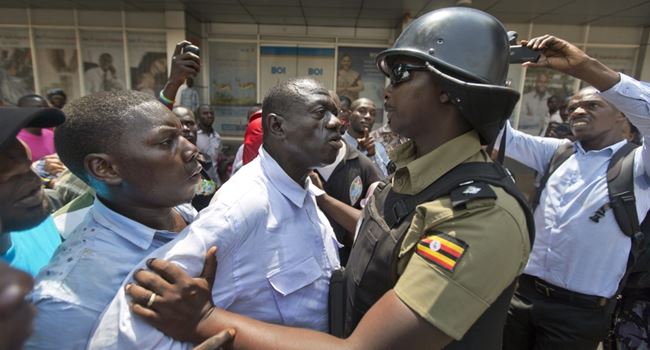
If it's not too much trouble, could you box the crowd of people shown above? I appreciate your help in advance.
[1,6,649,350]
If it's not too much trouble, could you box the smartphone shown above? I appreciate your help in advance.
[182,44,200,56]
[510,45,540,64]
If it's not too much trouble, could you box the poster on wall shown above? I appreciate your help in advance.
[260,46,335,98]
[127,32,167,97]
[586,46,637,79]
[517,67,577,135]
[80,30,126,95]
[210,42,258,136]
[336,46,387,124]
[0,28,34,105]
[33,29,80,100]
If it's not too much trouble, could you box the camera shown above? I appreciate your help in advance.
[182,44,200,56]
[510,45,540,64]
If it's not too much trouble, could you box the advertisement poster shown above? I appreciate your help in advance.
[33,29,80,100]
[517,67,577,135]
[210,42,258,136]
[0,28,34,105]
[80,30,126,95]
[127,32,167,97]
[337,47,387,124]
[260,46,335,97]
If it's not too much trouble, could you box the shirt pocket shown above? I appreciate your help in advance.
[266,256,328,329]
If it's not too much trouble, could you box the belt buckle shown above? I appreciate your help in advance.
[534,280,554,297]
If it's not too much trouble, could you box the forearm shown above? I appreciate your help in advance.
[196,308,348,350]
[316,194,361,235]
[568,56,620,92]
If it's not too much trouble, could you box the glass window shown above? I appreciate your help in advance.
[80,30,127,95]
[33,29,80,100]
[210,42,258,136]
[0,27,34,105]
[127,31,167,97]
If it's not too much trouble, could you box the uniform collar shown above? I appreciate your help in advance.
[91,198,186,250]
[392,130,482,195]
[259,148,311,208]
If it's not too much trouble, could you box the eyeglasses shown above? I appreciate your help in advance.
[387,63,430,85]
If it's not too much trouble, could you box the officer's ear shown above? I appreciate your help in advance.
[266,113,287,139]
[440,92,451,104]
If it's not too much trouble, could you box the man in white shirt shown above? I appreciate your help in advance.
[520,72,552,135]
[195,104,221,182]
[501,35,650,349]
[88,78,344,349]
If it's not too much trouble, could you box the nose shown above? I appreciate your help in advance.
[326,112,342,132]
[180,136,199,162]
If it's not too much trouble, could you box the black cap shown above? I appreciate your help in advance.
[0,107,65,149]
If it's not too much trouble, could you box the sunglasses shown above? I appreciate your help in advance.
[387,63,430,85]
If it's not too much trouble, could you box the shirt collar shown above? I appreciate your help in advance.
[258,148,310,208]
[574,138,627,156]
[392,130,482,195]
[342,132,359,149]
[90,198,179,250]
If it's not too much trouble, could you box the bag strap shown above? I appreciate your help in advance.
[532,142,575,210]
[607,142,640,238]
[384,161,535,249]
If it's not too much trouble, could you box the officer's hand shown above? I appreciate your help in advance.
[0,261,35,350]
[521,35,590,76]
[168,41,201,88]
[357,128,376,156]
[127,246,217,344]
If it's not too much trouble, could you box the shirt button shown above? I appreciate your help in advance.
[547,248,552,252]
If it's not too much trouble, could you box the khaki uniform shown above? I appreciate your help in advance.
[390,131,531,340]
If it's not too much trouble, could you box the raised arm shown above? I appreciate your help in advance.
[159,41,201,109]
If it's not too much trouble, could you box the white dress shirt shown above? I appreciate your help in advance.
[503,74,650,298]
[88,148,341,350]
[26,199,196,350]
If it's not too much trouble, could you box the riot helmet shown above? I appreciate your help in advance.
[376,7,520,145]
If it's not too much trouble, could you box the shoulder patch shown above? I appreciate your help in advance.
[449,181,496,209]
[416,231,468,272]
[349,175,363,205]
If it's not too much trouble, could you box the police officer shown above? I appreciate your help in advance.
[121,8,533,349]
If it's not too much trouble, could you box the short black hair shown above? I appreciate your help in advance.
[17,94,47,107]
[339,95,352,109]
[261,78,325,121]
[55,90,158,183]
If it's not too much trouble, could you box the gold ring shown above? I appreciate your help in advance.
[146,292,157,308]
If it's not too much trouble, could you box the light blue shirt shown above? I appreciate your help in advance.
[1,215,61,276]
[503,73,650,298]
[343,131,390,178]
[26,199,196,350]
[88,149,341,350]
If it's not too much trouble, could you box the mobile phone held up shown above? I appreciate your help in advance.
[182,44,200,57]
[510,45,540,64]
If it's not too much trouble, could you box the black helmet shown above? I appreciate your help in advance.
[376,7,520,145]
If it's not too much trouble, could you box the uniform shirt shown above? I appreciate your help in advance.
[343,131,390,178]
[390,131,531,341]
[503,73,650,298]
[88,149,341,350]
[26,199,196,350]
[1,216,61,276]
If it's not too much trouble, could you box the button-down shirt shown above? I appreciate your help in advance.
[88,149,341,350]
[343,131,390,178]
[503,74,650,297]
[196,129,222,178]
[26,199,196,350]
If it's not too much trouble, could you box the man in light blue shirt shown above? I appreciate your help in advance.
[342,98,391,178]
[502,35,650,349]
[87,78,343,349]
[26,90,201,350]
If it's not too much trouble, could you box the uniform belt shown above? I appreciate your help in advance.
[521,274,611,308]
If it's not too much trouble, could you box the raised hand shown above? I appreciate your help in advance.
[357,128,376,156]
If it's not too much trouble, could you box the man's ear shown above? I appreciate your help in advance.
[265,113,286,139]
[84,153,121,186]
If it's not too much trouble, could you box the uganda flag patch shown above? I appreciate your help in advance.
[416,232,468,272]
